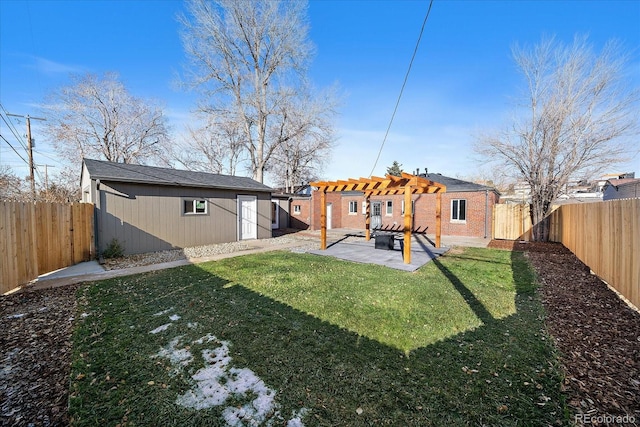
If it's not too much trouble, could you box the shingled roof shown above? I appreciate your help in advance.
[420,173,498,193]
[83,158,272,193]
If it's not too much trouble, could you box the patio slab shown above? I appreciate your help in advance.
[307,233,449,272]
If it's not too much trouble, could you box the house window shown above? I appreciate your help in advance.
[349,200,358,215]
[183,199,207,215]
[386,200,393,215]
[401,200,415,215]
[293,204,301,215]
[451,199,467,222]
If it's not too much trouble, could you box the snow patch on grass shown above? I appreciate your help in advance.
[152,322,308,425]
[153,307,174,316]
[169,314,181,321]
[149,323,171,334]
[153,336,193,370]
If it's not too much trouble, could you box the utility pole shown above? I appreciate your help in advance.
[7,113,46,200]
[37,164,56,199]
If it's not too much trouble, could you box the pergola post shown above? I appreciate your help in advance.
[311,174,446,257]
[320,189,327,250]
[403,185,412,264]
[435,191,442,248]
[365,194,371,241]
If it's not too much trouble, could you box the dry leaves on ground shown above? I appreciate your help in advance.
[489,240,640,424]
[1,284,80,427]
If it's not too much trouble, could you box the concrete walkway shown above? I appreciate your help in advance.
[29,239,306,291]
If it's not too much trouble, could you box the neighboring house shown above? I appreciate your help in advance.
[602,178,640,201]
[310,173,499,238]
[270,192,312,230]
[81,158,273,255]
[289,195,312,229]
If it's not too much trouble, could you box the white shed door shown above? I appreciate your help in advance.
[238,195,257,240]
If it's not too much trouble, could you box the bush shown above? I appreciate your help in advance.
[102,238,124,259]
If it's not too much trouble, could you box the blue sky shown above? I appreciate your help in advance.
[1,0,639,186]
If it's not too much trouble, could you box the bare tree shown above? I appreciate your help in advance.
[37,167,81,203]
[0,165,26,201]
[42,72,170,165]
[476,36,639,241]
[170,112,247,175]
[267,89,335,191]
[179,0,335,183]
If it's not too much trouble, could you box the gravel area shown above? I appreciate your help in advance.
[102,234,319,270]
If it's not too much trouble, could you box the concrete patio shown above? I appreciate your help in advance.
[306,230,468,272]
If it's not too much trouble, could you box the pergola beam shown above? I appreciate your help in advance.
[311,173,446,261]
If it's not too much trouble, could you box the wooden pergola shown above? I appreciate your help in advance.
[310,173,446,264]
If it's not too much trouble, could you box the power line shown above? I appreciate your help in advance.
[4,110,46,199]
[368,0,435,177]
[0,134,30,165]
[0,105,29,151]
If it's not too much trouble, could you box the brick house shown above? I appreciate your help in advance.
[289,195,313,229]
[310,173,499,238]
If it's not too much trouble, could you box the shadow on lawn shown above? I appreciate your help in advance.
[70,251,568,427]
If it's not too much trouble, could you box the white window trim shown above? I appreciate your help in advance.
[293,204,301,215]
[401,200,415,216]
[183,198,208,215]
[385,200,393,216]
[450,199,467,223]
[348,200,358,215]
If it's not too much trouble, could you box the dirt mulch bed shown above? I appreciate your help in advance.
[1,284,81,427]
[490,239,640,425]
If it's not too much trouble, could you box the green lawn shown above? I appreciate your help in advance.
[69,247,569,426]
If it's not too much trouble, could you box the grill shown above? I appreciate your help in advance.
[374,233,395,250]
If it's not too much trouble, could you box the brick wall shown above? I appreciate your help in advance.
[290,197,312,229]
[311,190,498,237]
[311,192,342,229]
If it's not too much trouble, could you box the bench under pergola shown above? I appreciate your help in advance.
[310,173,446,264]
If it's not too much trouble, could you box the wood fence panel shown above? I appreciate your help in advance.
[71,203,94,263]
[492,204,532,240]
[550,199,640,309]
[1,201,94,294]
[1,202,38,293]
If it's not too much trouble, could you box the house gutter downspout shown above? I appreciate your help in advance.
[95,179,103,263]
[484,189,489,238]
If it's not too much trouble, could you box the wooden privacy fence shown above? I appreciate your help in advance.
[492,204,532,241]
[1,202,94,294]
[549,199,640,309]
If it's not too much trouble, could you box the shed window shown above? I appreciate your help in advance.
[451,199,466,222]
[349,200,358,214]
[293,204,301,214]
[183,199,207,215]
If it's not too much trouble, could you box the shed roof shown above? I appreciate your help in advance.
[83,158,272,193]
